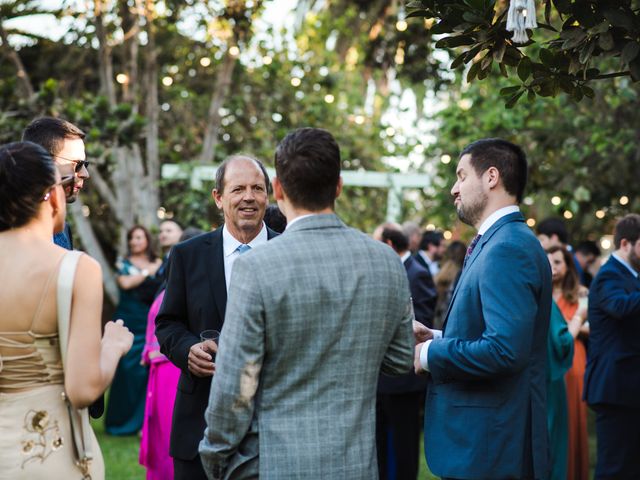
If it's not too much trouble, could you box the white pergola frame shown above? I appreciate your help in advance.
[161,164,431,222]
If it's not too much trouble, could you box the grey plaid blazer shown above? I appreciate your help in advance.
[199,213,414,479]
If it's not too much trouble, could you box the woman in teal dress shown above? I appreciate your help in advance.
[105,225,162,435]
[546,247,586,480]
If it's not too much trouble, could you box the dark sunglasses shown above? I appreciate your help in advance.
[42,175,75,201]
[54,154,90,172]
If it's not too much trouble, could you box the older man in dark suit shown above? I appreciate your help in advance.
[155,154,278,480]
[584,213,640,479]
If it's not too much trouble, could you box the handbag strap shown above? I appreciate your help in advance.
[56,250,83,368]
[56,250,94,468]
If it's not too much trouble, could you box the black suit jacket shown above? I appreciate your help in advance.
[155,226,278,460]
[378,254,436,394]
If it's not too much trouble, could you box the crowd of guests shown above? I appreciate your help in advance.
[1,117,639,480]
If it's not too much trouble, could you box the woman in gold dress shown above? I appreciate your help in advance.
[0,141,133,479]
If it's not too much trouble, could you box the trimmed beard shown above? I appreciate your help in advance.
[456,192,488,227]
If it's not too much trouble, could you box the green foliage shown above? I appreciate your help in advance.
[408,0,640,105]
[421,66,640,239]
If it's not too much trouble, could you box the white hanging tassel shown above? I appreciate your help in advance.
[506,0,537,44]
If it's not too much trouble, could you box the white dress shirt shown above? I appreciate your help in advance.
[419,205,521,371]
[222,223,268,290]
[418,250,440,277]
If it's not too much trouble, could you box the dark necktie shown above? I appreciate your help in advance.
[464,234,482,267]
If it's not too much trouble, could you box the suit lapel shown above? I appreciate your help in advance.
[441,211,525,334]
[205,228,227,322]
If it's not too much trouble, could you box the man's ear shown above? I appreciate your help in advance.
[49,185,62,215]
[273,177,284,201]
[485,166,500,189]
[212,188,222,209]
[335,177,343,199]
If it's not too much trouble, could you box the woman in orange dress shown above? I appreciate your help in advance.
[547,245,589,480]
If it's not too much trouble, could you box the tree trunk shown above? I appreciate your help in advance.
[0,21,34,100]
[144,0,160,214]
[94,0,117,106]
[69,200,119,305]
[199,50,237,164]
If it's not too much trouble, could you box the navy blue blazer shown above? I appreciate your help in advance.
[378,254,436,394]
[424,212,551,479]
[583,255,640,407]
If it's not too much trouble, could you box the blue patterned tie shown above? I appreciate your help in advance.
[236,244,251,254]
[464,234,482,267]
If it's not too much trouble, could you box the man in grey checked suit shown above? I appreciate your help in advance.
[199,127,415,479]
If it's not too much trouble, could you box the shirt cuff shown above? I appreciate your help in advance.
[419,330,442,371]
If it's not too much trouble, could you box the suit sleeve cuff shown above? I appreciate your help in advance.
[419,330,442,371]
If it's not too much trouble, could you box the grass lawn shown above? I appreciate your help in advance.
[92,418,145,480]
[94,409,598,479]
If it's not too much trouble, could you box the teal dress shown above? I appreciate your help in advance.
[546,300,574,480]
[105,258,161,435]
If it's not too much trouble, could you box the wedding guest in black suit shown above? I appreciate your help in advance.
[374,224,436,480]
[155,154,278,480]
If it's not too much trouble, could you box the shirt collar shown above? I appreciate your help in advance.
[285,213,316,230]
[612,253,639,278]
[400,251,411,263]
[222,222,268,257]
[477,205,520,235]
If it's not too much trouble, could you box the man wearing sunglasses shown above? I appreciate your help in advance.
[22,117,89,250]
[22,117,104,418]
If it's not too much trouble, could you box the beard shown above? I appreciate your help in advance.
[456,191,488,227]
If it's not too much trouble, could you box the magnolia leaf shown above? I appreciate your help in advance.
[622,41,640,65]
[598,32,614,51]
[518,57,533,81]
[505,90,524,108]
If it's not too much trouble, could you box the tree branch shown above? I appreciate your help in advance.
[594,71,631,80]
[88,165,121,221]
[94,0,117,106]
[0,20,34,100]
[69,199,119,306]
[199,49,238,164]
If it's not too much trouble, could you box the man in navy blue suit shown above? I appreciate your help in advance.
[584,214,640,479]
[414,139,551,479]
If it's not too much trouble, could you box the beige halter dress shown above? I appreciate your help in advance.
[0,256,104,479]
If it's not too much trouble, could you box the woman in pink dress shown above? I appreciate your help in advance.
[139,290,181,480]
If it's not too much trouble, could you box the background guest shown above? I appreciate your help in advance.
[105,225,162,435]
[263,203,287,233]
[433,240,466,330]
[573,240,601,288]
[584,214,640,479]
[140,226,204,480]
[155,219,184,287]
[375,224,436,480]
[546,245,586,480]
[402,220,422,254]
[415,230,445,277]
[537,216,569,250]
[547,245,589,480]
